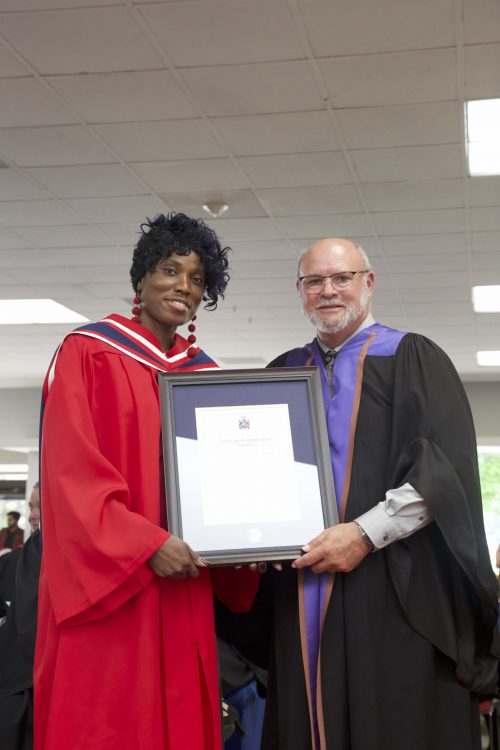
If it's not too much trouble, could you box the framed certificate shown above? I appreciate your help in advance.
[158,367,337,565]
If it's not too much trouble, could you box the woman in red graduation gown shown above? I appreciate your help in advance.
[34,213,258,750]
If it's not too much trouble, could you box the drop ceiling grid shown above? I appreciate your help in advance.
[0,0,496,384]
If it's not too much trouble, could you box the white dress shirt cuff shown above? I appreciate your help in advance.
[354,482,433,550]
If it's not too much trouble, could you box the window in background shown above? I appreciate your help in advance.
[478,446,500,571]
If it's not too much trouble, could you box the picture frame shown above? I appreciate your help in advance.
[158,367,337,565]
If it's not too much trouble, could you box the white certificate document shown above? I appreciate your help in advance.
[195,403,300,525]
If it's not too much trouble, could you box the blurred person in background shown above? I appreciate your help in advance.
[0,512,23,551]
[0,482,41,750]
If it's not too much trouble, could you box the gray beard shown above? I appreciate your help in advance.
[303,284,370,334]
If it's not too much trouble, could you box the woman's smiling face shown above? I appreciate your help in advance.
[137,250,205,346]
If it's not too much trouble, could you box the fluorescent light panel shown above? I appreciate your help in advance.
[0,464,28,472]
[477,351,500,366]
[472,285,500,312]
[466,99,500,176]
[0,299,89,325]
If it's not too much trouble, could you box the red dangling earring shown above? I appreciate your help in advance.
[132,294,141,323]
[187,315,197,358]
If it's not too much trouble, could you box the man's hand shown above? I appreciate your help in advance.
[149,536,207,580]
[291,522,371,574]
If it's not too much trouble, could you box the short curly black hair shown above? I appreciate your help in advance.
[130,212,231,310]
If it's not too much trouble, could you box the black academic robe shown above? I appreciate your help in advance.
[245,325,499,750]
[0,530,41,750]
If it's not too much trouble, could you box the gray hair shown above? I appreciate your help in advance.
[297,240,372,276]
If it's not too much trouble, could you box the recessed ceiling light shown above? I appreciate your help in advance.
[477,351,500,366]
[202,202,229,218]
[466,99,500,176]
[472,285,500,312]
[0,299,89,325]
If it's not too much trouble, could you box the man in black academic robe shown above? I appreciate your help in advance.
[242,238,499,750]
[0,485,41,750]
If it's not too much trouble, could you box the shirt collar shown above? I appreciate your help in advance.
[317,312,376,354]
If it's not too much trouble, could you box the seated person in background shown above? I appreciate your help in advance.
[0,482,41,750]
[0,512,24,551]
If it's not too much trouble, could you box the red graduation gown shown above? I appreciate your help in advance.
[34,315,257,750]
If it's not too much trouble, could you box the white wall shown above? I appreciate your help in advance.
[0,381,499,457]
[463,382,500,445]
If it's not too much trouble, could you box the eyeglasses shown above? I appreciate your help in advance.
[298,270,370,292]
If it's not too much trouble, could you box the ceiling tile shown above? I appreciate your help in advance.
[468,177,500,207]
[362,179,464,211]
[0,171,50,200]
[26,165,149,198]
[97,223,146,245]
[471,269,500,285]
[259,184,362,215]
[0,0,121,8]
[7,265,125,285]
[0,283,44,299]
[388,286,471,302]
[134,159,248,193]
[203,217,284,241]
[212,111,338,156]
[470,232,500,253]
[234,259,297,278]
[464,44,500,99]
[93,120,224,162]
[161,190,267,219]
[50,247,132,266]
[299,0,455,56]
[385,252,468,273]
[140,0,304,66]
[352,144,463,182]
[237,152,351,188]
[82,281,146,299]
[65,196,166,224]
[393,270,468,288]
[14,224,113,248]
[0,199,83,227]
[469,207,500,231]
[373,209,465,234]
[471,252,500,271]
[0,248,56,267]
[463,0,500,44]
[0,228,32,250]
[379,233,467,255]
[47,70,197,123]
[319,48,457,108]
[0,8,163,75]
[230,239,296,261]
[277,213,371,238]
[181,61,323,116]
[0,78,76,127]
[0,125,116,167]
[336,102,461,149]
[27,282,92,299]
[0,41,30,77]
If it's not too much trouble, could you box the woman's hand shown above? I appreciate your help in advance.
[149,536,207,580]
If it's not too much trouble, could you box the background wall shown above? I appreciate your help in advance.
[0,380,498,468]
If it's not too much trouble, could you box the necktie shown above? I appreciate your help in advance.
[324,349,337,393]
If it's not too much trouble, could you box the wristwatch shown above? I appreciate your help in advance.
[354,521,375,552]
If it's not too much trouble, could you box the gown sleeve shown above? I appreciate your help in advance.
[385,333,499,692]
[41,336,169,627]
